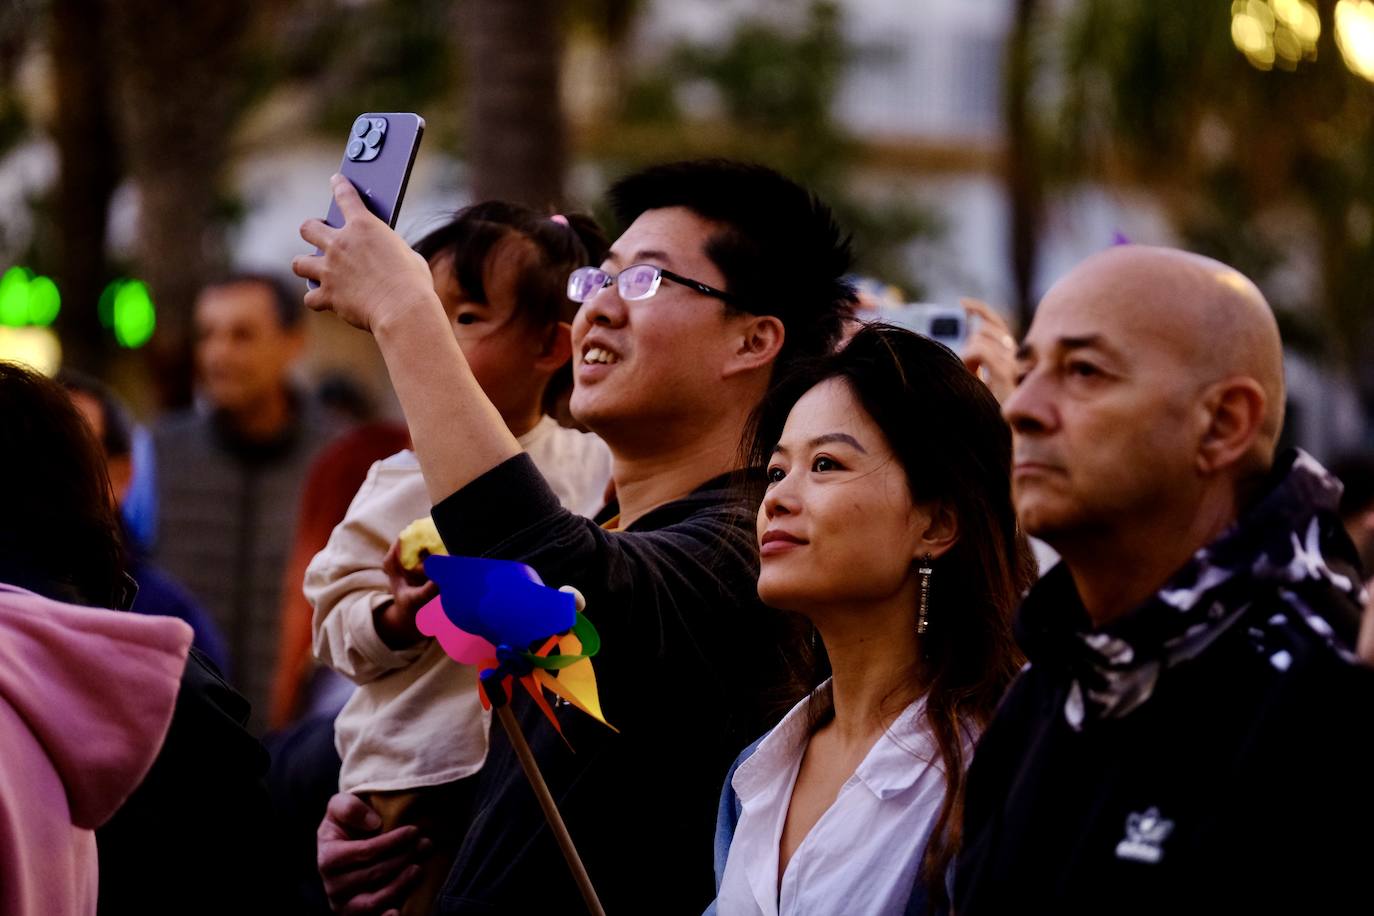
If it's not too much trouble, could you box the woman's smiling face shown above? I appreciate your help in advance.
[757,377,930,615]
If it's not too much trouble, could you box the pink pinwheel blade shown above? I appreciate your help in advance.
[416,597,496,664]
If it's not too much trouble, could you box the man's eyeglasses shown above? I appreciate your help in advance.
[567,264,739,306]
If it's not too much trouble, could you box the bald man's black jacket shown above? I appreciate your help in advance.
[955,450,1374,915]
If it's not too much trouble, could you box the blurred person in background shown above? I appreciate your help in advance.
[148,272,336,730]
[0,360,282,916]
[1330,453,1374,664]
[305,202,612,916]
[0,360,189,916]
[1330,452,1374,575]
[58,369,231,673]
[271,421,413,732]
[316,370,381,428]
[955,246,1374,914]
[1364,581,1374,664]
[265,418,410,916]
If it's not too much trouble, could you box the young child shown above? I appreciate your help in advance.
[305,203,612,915]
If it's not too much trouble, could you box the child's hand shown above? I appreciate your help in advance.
[374,539,438,650]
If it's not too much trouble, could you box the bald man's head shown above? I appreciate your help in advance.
[1047,246,1283,453]
[1003,245,1285,546]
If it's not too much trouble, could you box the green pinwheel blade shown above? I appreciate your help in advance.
[520,612,602,669]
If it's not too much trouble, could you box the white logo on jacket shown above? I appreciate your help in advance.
[1115,807,1174,864]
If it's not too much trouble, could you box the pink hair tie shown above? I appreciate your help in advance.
[550,214,569,227]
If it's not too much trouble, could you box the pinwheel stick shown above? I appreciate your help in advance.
[493,702,606,916]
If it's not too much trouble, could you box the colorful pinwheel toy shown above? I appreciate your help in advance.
[414,554,612,915]
[415,554,615,737]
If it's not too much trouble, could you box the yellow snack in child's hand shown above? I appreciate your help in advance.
[398,516,447,572]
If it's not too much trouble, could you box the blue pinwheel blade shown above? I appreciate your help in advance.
[423,555,575,648]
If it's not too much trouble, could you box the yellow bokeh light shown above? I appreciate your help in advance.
[1232,0,1319,70]
[1233,13,1271,54]
[1272,0,1301,23]
[1274,25,1302,63]
[0,327,62,376]
[1247,0,1277,32]
[1337,0,1374,81]
[1293,4,1322,45]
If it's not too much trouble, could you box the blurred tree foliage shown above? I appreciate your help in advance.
[0,0,464,400]
[254,0,462,144]
[2,0,949,392]
[0,0,34,156]
[1039,0,1374,393]
[0,0,40,263]
[611,1,941,297]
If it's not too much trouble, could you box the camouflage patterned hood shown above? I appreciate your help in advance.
[1016,449,1368,731]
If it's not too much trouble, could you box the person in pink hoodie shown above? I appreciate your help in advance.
[0,585,190,916]
[0,361,191,916]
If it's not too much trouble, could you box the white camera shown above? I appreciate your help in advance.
[868,303,972,355]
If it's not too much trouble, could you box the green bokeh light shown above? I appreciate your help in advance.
[97,279,123,329]
[113,280,156,348]
[0,267,33,327]
[27,276,60,326]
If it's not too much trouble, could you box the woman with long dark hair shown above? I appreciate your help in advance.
[0,361,284,915]
[711,324,1031,915]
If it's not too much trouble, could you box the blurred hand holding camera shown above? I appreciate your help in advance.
[293,174,434,336]
[959,297,1018,404]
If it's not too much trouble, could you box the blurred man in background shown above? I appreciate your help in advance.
[59,370,230,673]
[1330,453,1374,663]
[1331,452,1374,575]
[149,273,334,729]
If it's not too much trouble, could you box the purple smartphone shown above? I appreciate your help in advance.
[308,112,425,289]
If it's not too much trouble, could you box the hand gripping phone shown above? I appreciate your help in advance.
[307,112,425,289]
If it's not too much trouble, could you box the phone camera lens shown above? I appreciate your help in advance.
[364,128,384,149]
[346,139,365,160]
[352,117,371,138]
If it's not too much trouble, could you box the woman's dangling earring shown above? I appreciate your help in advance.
[917,554,933,635]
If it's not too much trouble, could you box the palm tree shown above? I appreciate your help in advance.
[1004,0,1043,332]
[50,0,120,374]
[105,0,258,407]
[1044,0,1374,395]
[462,0,567,208]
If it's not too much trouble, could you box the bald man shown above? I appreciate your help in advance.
[953,247,1374,914]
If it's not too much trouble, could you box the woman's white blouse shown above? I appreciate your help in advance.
[715,684,956,916]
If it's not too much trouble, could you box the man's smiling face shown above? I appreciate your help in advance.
[569,206,747,435]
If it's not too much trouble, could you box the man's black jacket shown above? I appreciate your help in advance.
[432,455,789,914]
[955,451,1374,915]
